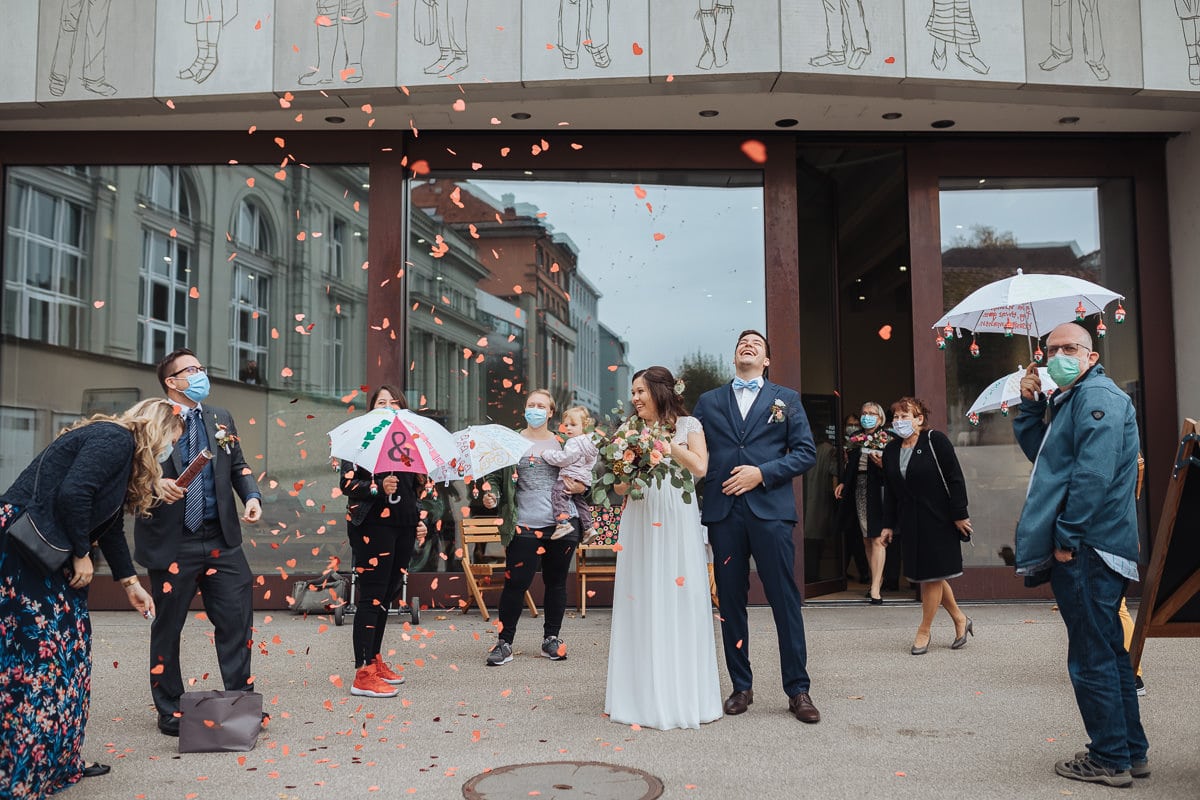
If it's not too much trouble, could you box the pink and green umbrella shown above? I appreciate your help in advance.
[328,408,462,482]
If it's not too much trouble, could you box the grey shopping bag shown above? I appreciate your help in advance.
[179,690,263,753]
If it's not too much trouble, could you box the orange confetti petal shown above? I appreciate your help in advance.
[632,42,644,56]
[741,139,768,164]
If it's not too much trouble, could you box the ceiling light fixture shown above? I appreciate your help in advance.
[324,116,346,124]
[930,119,956,129]
[774,118,799,128]
[511,112,532,120]
[698,109,719,118]
[882,112,902,120]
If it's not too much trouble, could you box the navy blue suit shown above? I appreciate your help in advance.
[694,380,817,697]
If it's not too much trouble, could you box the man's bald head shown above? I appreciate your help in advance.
[1048,322,1094,350]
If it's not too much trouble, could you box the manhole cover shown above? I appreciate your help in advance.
[463,761,664,800]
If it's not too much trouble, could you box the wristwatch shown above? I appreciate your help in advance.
[120,576,140,588]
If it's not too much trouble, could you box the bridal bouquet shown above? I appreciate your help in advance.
[849,428,891,454]
[591,417,696,505]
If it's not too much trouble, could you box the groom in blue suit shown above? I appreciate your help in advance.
[693,330,820,723]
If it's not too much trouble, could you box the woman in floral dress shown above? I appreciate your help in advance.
[0,399,174,797]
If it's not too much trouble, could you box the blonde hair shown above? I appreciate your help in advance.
[61,398,185,517]
[562,405,593,429]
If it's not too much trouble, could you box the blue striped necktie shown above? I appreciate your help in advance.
[184,408,204,533]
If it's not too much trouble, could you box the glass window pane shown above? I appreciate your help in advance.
[29,298,50,342]
[3,163,368,578]
[152,283,168,321]
[939,179,1144,567]
[30,190,56,239]
[29,244,53,289]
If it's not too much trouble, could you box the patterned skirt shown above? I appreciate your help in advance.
[0,506,91,798]
[926,0,981,45]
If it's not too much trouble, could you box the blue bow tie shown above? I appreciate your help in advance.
[732,377,761,392]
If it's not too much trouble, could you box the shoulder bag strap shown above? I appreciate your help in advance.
[926,430,950,499]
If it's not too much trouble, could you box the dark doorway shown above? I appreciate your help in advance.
[798,146,913,598]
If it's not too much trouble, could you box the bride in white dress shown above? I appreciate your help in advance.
[605,366,723,730]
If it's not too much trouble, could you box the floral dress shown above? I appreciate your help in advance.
[0,505,91,797]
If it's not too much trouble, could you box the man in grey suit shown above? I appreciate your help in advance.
[134,348,262,736]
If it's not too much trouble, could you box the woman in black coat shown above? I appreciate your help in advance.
[879,397,974,655]
[0,398,180,795]
[835,401,891,604]
[340,384,427,699]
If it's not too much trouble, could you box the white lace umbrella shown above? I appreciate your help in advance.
[933,269,1123,338]
[966,366,1058,417]
[452,424,532,479]
[328,408,462,483]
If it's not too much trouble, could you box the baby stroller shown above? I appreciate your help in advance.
[332,551,420,627]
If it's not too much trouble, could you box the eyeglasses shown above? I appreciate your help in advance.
[1045,343,1090,357]
[169,365,207,377]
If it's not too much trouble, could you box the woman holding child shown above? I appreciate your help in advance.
[477,389,594,667]
[604,366,723,730]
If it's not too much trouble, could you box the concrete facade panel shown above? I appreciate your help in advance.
[649,0,781,80]
[521,0,651,84]
[1141,1,1200,93]
[1022,0,1144,89]
[274,0,399,92]
[398,0,522,88]
[153,0,275,98]
[37,0,154,102]
[781,0,906,80]
[1,4,40,104]
[904,0,1027,85]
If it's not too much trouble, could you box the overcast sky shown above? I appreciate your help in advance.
[940,187,1101,253]
[471,179,766,372]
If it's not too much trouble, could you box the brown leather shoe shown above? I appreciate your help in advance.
[788,692,821,723]
[723,689,753,715]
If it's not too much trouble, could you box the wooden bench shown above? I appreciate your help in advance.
[459,516,538,621]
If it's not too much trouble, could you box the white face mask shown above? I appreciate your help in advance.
[893,419,915,438]
[157,443,174,463]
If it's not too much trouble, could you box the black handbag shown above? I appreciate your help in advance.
[6,454,71,573]
[179,690,264,753]
[7,510,71,574]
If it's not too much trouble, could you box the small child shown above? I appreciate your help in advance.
[539,406,599,540]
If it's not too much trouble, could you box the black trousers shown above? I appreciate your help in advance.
[148,523,254,717]
[349,522,417,667]
[497,524,578,645]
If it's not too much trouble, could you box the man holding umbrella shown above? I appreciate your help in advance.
[1012,322,1148,788]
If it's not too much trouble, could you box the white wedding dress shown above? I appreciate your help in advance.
[605,416,723,730]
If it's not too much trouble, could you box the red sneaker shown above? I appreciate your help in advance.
[374,654,406,685]
[351,664,399,698]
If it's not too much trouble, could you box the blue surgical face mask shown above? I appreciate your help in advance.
[524,408,549,429]
[157,443,174,464]
[181,372,210,403]
[1046,353,1083,388]
[893,419,915,438]
[859,414,879,430]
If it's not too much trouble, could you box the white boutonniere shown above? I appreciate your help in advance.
[768,399,787,424]
[213,418,239,455]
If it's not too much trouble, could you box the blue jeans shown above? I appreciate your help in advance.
[1050,546,1148,770]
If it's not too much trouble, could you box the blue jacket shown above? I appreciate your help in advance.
[1012,363,1140,576]
[693,380,816,524]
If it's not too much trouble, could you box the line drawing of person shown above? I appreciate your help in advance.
[558,0,611,70]
[696,0,734,70]
[179,0,238,85]
[413,0,469,77]
[810,0,869,71]
[926,0,989,75]
[299,1,367,86]
[1177,0,1200,85]
[1038,0,1109,81]
[49,0,116,97]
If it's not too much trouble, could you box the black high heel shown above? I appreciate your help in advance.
[951,617,974,650]
[82,763,111,778]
